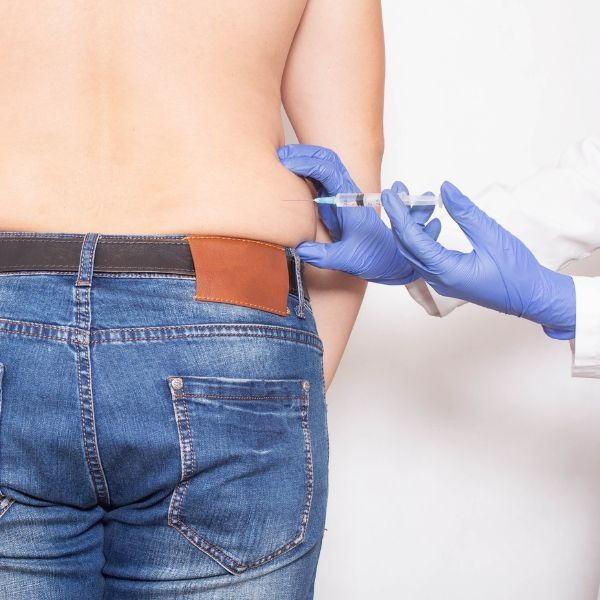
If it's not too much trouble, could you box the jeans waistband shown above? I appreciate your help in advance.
[0,231,309,316]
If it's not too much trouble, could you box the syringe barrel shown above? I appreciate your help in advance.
[335,193,381,206]
[334,192,440,207]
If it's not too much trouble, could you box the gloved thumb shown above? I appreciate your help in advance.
[424,217,442,240]
[440,181,498,249]
[382,189,447,269]
[391,180,409,195]
[295,241,334,269]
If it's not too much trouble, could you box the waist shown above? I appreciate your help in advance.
[0,231,311,320]
[0,155,317,246]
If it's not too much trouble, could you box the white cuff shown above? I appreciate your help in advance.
[405,280,469,317]
[405,280,441,316]
[572,276,600,378]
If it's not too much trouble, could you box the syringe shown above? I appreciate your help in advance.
[315,192,441,208]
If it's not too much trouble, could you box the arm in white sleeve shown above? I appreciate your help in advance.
[571,276,600,378]
[406,136,600,317]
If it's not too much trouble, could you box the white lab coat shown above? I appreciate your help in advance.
[406,136,600,378]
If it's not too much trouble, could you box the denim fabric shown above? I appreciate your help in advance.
[0,232,328,599]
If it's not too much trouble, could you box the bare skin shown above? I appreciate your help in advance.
[0,0,384,387]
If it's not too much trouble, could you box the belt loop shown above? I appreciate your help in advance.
[288,247,306,319]
[75,233,100,287]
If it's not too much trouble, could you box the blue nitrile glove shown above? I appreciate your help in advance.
[277,144,441,284]
[382,180,576,339]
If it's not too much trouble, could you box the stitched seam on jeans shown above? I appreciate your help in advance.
[90,323,322,349]
[182,393,195,481]
[94,323,317,336]
[0,325,322,351]
[169,515,245,573]
[95,323,322,346]
[170,391,189,482]
[75,282,82,336]
[91,332,323,351]
[74,281,111,505]
[185,235,285,251]
[0,317,76,332]
[77,345,97,493]
[93,272,195,279]
[181,393,304,401]
[0,329,71,343]
[0,233,84,239]
[75,288,97,498]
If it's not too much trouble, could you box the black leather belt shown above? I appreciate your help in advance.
[0,235,307,299]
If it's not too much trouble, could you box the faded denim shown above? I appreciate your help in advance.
[0,232,328,599]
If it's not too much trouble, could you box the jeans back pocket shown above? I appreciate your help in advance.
[166,375,313,574]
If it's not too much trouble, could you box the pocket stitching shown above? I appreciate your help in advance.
[167,378,313,575]
[182,393,304,401]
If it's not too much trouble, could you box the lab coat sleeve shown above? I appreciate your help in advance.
[572,276,600,378]
[405,136,600,317]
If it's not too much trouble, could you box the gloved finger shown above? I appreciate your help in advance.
[440,181,501,250]
[316,204,342,242]
[295,241,340,270]
[424,217,442,241]
[278,144,343,165]
[277,144,360,195]
[409,203,435,226]
[542,324,576,340]
[381,189,449,271]
[393,184,436,225]
[277,151,351,185]
[277,156,358,195]
[320,200,381,243]
[391,180,409,195]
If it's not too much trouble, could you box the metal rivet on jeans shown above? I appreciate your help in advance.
[170,377,184,391]
[302,380,310,391]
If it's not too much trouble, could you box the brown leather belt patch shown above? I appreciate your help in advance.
[184,235,290,316]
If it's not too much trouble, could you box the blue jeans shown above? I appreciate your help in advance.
[0,232,328,599]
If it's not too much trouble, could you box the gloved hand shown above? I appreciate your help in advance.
[382,180,576,339]
[277,144,441,284]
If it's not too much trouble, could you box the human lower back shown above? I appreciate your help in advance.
[0,0,316,246]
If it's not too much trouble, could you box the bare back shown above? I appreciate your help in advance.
[0,1,316,245]
[0,0,385,387]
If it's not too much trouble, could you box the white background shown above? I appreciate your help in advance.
[285,0,600,598]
